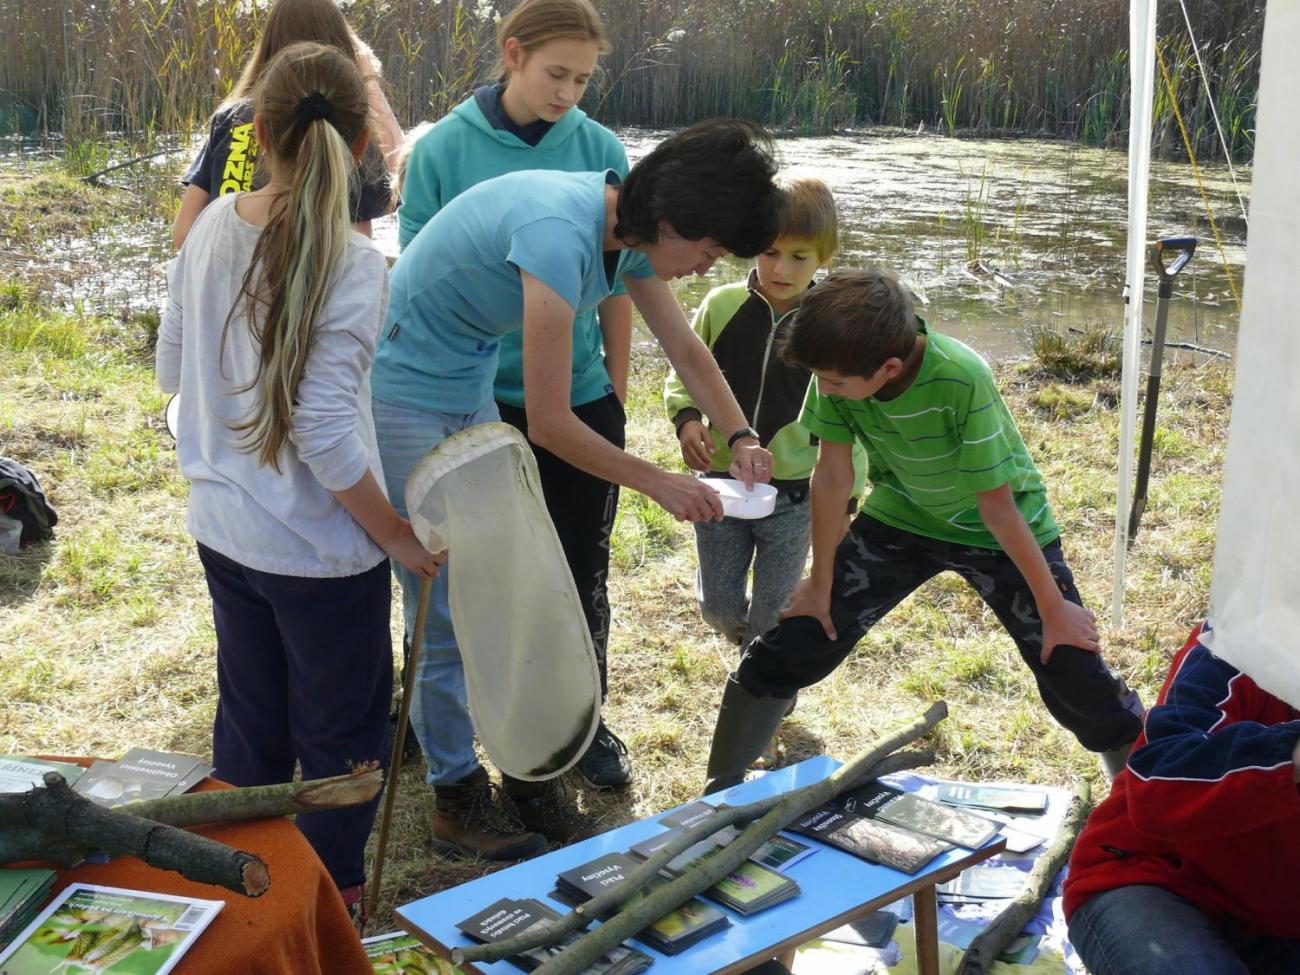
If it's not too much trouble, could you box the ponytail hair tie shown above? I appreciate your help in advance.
[295,91,337,129]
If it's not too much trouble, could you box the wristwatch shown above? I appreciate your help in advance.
[726,426,760,449]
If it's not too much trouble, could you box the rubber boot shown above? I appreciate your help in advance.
[503,775,604,845]
[703,676,796,795]
[1099,742,1134,782]
[431,767,548,861]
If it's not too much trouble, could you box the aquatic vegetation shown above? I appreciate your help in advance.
[0,0,1262,162]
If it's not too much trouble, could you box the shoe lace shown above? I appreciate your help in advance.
[465,779,532,837]
[593,722,628,757]
[522,779,598,829]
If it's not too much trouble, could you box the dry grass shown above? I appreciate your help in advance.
[0,166,1230,936]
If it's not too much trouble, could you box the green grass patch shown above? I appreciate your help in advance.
[1029,322,1121,380]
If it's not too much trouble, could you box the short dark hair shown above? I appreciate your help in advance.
[780,269,918,377]
[615,118,780,258]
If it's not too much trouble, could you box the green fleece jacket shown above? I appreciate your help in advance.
[665,273,868,498]
[398,96,628,407]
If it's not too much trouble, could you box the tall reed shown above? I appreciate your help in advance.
[0,0,1262,165]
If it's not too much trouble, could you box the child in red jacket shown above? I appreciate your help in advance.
[1064,623,1300,975]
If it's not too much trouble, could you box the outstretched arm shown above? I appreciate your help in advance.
[521,271,724,522]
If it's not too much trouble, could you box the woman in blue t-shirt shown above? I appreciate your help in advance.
[395,0,635,797]
[373,118,782,858]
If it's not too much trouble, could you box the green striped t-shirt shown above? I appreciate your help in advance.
[801,326,1058,549]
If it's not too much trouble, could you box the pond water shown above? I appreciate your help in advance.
[18,128,1249,362]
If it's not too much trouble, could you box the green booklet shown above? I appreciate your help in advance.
[0,882,222,974]
[0,756,84,793]
[363,930,461,974]
[0,868,57,947]
[629,829,800,915]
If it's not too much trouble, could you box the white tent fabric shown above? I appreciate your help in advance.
[405,422,601,780]
[1111,0,1158,627]
[1203,1,1300,709]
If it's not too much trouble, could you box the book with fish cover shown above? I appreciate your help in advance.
[0,882,222,975]
[837,782,999,850]
[789,805,950,874]
[456,898,651,973]
[361,930,447,974]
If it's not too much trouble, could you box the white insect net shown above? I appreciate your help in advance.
[405,422,601,780]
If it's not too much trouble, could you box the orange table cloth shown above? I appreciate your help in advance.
[29,758,373,975]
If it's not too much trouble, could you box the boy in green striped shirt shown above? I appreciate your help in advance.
[703,269,1144,793]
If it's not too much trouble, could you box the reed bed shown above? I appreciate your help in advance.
[0,0,1261,164]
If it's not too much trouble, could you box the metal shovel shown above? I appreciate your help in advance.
[1127,235,1198,546]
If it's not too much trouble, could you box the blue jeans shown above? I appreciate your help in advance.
[1069,885,1300,975]
[373,397,499,786]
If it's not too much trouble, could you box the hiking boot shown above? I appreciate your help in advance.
[431,767,548,861]
[578,720,632,789]
[503,775,605,845]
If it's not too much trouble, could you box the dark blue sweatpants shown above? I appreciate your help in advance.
[197,543,392,889]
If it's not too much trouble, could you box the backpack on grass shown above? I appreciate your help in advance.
[0,457,58,548]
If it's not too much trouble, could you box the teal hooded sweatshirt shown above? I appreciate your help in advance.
[398,95,629,407]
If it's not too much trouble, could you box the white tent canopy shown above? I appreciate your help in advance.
[1201,1,1300,707]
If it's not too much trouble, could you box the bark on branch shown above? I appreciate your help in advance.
[0,773,270,896]
[954,779,1092,975]
[0,766,383,866]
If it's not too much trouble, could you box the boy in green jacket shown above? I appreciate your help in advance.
[703,269,1144,793]
[665,180,866,650]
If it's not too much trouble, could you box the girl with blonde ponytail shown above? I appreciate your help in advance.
[156,41,439,919]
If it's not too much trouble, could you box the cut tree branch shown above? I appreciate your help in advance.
[0,773,269,897]
[954,779,1092,975]
[0,766,383,866]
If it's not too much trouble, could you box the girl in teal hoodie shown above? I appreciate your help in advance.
[389,0,633,855]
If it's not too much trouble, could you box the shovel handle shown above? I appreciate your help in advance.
[1149,236,1198,281]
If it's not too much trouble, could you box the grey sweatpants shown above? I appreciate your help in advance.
[694,490,811,648]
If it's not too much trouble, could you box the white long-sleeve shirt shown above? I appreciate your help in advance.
[157,194,388,577]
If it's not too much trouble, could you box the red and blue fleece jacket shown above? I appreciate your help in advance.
[1063,623,1300,938]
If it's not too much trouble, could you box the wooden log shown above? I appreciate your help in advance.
[514,703,949,975]
[0,773,269,897]
[954,779,1092,975]
[454,746,936,967]
[1,766,383,867]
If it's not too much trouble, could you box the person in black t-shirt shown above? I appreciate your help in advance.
[172,0,403,249]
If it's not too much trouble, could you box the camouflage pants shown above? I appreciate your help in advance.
[736,516,1144,752]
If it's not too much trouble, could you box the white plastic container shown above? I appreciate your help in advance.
[709,478,778,519]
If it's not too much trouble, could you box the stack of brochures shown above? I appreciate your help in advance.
[0,755,85,793]
[73,748,212,808]
[835,781,1002,849]
[937,915,1043,964]
[456,898,653,973]
[0,882,223,975]
[936,864,1029,904]
[0,868,56,949]
[654,800,817,871]
[789,804,951,873]
[553,852,730,954]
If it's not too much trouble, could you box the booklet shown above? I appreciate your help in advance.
[554,855,728,955]
[789,805,950,874]
[362,930,451,973]
[456,898,652,973]
[937,915,1042,963]
[837,782,1000,850]
[937,865,1028,902]
[0,756,84,793]
[629,830,799,915]
[638,817,816,873]
[657,801,719,830]
[73,749,211,808]
[0,882,222,974]
[933,782,1048,814]
[820,909,899,948]
[0,868,57,947]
